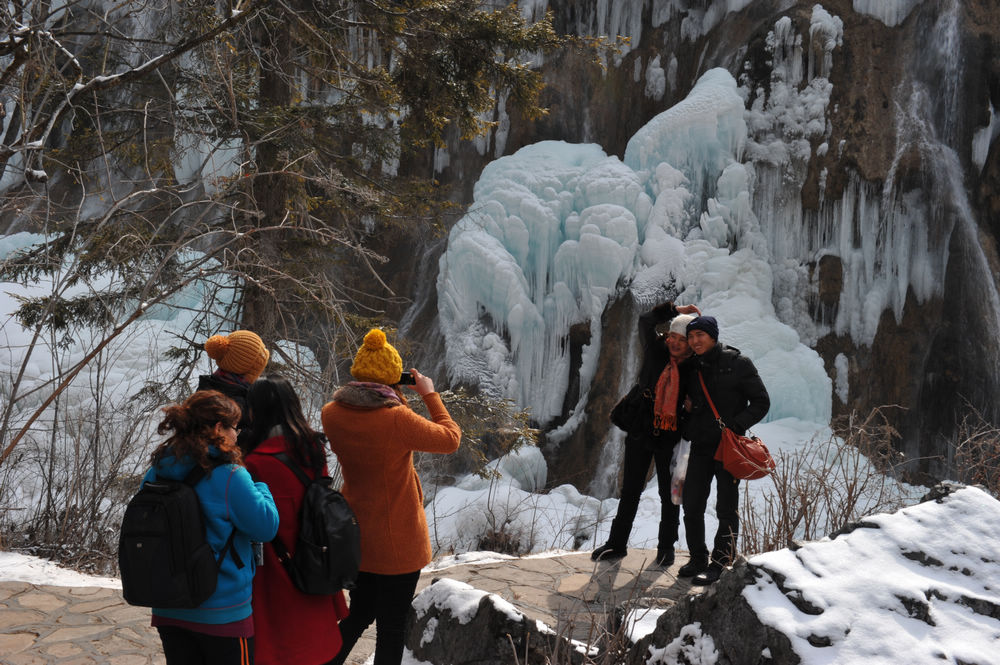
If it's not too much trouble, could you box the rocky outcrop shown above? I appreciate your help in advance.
[406,578,588,665]
[624,483,1000,664]
[622,561,799,665]
[405,485,1000,665]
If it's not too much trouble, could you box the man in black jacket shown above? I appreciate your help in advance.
[678,316,769,585]
[592,301,699,566]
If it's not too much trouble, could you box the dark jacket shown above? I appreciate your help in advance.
[622,303,691,442]
[682,344,770,455]
[636,303,678,389]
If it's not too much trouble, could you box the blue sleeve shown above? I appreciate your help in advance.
[224,466,279,542]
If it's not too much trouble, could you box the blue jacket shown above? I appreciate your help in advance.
[142,448,279,625]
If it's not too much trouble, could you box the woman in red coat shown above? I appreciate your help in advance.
[243,375,349,665]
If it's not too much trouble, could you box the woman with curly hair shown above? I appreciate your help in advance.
[143,389,279,665]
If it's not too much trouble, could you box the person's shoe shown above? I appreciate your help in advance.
[677,556,708,577]
[654,549,675,567]
[591,543,627,561]
[692,563,724,586]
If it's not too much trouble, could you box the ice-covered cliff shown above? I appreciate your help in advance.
[408,0,1000,489]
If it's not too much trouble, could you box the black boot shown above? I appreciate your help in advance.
[591,542,627,561]
[692,562,724,585]
[678,554,708,577]
[654,549,675,567]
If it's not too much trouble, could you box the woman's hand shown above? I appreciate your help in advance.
[407,368,435,396]
[676,304,701,316]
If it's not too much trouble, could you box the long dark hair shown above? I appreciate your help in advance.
[245,374,326,473]
[151,390,243,469]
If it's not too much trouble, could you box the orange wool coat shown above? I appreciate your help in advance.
[321,387,461,575]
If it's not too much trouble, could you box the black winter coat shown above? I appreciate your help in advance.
[681,344,769,456]
[618,303,691,443]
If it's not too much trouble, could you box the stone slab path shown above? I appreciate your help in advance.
[0,550,700,664]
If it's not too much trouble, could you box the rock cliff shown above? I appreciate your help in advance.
[405,0,1000,489]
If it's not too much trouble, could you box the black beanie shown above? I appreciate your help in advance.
[686,315,719,341]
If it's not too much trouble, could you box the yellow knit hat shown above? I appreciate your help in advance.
[204,331,270,382]
[350,329,403,385]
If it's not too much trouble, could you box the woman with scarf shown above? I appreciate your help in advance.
[322,329,461,665]
[592,302,699,567]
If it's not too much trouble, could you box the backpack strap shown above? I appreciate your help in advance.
[272,452,313,488]
[182,464,244,570]
[217,529,243,570]
[267,452,316,570]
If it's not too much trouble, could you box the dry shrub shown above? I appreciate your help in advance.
[952,405,1000,498]
[740,406,917,555]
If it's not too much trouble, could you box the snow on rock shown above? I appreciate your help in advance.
[744,485,1000,664]
[627,485,1000,665]
[852,0,923,28]
[407,576,591,665]
[412,577,523,624]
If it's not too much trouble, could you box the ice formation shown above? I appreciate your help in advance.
[851,0,924,28]
[438,65,831,431]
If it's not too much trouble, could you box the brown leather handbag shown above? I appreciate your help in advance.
[698,372,775,480]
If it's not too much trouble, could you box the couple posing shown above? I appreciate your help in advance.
[593,303,770,586]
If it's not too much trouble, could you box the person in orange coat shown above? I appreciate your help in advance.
[243,375,349,665]
[322,329,461,665]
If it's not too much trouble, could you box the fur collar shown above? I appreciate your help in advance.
[333,382,403,409]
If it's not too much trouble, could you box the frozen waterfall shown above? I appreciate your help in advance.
[436,67,832,435]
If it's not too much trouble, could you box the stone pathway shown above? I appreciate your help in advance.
[0,550,700,664]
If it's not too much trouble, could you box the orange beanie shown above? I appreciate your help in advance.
[205,331,270,382]
[350,329,403,385]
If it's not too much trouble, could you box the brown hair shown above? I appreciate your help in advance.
[150,390,244,469]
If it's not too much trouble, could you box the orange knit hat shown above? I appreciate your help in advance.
[350,329,403,385]
[204,331,270,382]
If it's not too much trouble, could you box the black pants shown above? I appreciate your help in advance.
[682,451,739,564]
[157,626,253,665]
[331,570,421,665]
[606,433,679,553]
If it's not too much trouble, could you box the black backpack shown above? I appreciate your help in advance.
[118,465,240,608]
[269,452,360,595]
